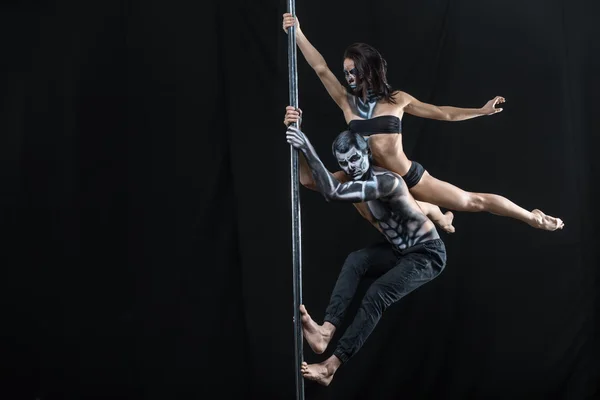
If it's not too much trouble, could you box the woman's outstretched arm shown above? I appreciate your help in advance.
[399,91,505,122]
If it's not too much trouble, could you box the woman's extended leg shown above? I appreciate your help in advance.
[410,171,564,231]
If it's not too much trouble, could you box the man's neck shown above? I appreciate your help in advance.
[350,167,374,182]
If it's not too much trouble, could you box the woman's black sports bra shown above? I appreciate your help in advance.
[348,115,402,135]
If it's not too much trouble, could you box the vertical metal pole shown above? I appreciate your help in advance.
[286,1,304,400]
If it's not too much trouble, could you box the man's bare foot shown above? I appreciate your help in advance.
[299,305,333,354]
[530,209,564,231]
[301,358,340,386]
[437,211,455,233]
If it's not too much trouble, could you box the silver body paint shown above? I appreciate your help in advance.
[335,147,370,180]
[291,126,439,250]
[348,92,380,119]
[364,175,435,249]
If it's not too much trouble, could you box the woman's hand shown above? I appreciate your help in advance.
[282,13,301,34]
[284,106,302,126]
[481,96,505,115]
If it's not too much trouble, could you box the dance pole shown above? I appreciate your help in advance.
[286,1,305,399]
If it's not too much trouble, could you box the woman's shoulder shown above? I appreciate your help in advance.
[391,90,412,106]
[391,90,408,99]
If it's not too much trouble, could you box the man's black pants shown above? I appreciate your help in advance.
[324,239,447,363]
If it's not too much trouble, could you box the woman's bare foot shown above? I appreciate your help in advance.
[530,209,564,231]
[301,356,341,386]
[415,201,456,233]
[437,211,455,233]
[299,305,334,354]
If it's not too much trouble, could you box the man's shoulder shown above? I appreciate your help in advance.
[372,167,402,181]
[371,168,407,193]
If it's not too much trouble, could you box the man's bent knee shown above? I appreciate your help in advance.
[343,250,369,272]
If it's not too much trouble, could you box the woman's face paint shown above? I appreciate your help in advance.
[343,59,358,89]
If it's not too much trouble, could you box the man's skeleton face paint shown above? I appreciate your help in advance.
[343,59,358,89]
[336,146,370,180]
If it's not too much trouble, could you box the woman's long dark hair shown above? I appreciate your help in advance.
[343,42,396,104]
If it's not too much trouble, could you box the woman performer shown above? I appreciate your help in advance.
[282,13,563,231]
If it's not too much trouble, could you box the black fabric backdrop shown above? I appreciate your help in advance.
[0,0,598,399]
